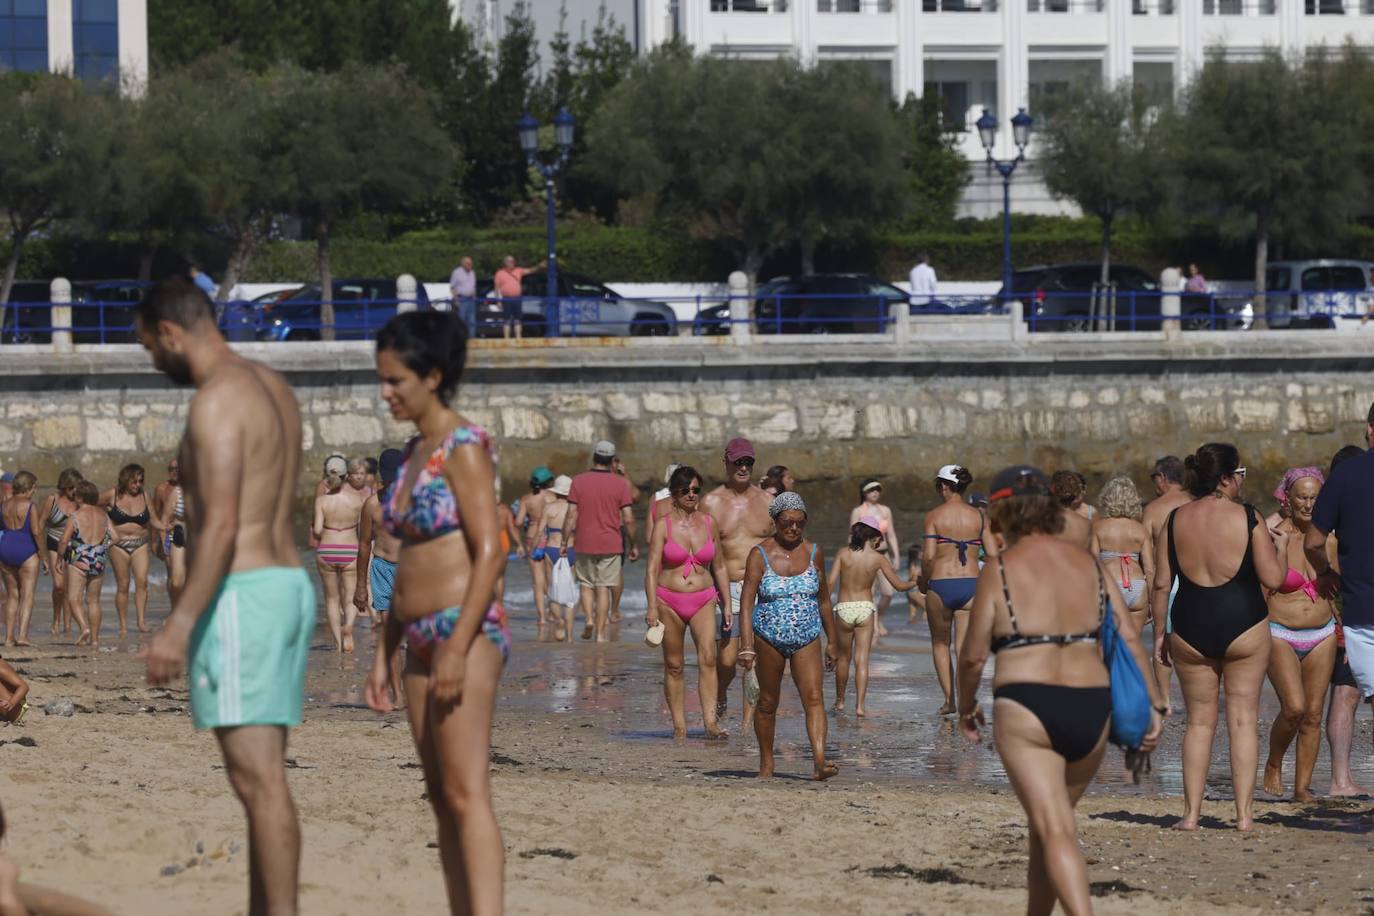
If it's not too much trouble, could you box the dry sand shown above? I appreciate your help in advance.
[1,620,1372,915]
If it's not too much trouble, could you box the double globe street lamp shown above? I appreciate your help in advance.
[975,107,1033,309]
[518,108,576,333]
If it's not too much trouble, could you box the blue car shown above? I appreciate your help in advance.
[255,279,431,341]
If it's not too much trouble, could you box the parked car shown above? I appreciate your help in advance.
[254,279,431,341]
[71,280,150,344]
[477,271,677,337]
[1251,259,1374,328]
[999,262,1248,332]
[752,274,910,334]
[0,280,57,343]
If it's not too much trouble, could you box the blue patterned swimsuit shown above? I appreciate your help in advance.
[752,543,822,658]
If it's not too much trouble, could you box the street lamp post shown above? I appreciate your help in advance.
[976,107,1033,309]
[518,107,576,332]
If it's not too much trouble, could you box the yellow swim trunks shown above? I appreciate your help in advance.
[835,600,875,628]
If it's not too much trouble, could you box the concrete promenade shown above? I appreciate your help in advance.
[0,329,1370,501]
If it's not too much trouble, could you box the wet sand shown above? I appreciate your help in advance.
[4,563,1374,914]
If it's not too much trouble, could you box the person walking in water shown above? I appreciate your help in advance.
[0,471,44,647]
[829,516,918,716]
[56,481,112,648]
[565,440,637,643]
[364,311,511,914]
[643,466,733,739]
[919,464,983,715]
[737,492,838,780]
[138,276,314,916]
[39,468,81,635]
[314,456,366,653]
[849,479,899,638]
[960,465,1163,915]
[515,467,555,633]
[703,437,773,729]
[99,463,155,636]
[354,448,405,702]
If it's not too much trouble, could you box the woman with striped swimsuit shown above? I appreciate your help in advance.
[314,456,366,653]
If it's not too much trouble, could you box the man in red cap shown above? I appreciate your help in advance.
[703,436,774,727]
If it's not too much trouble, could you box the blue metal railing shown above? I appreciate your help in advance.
[2,286,1370,343]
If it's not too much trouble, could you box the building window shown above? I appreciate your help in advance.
[74,0,119,83]
[1133,60,1173,102]
[818,0,893,10]
[1132,0,1176,11]
[1028,0,1104,10]
[0,0,48,74]
[1203,0,1275,13]
[923,0,999,9]
[710,1,787,11]
[924,60,998,132]
[1305,0,1345,12]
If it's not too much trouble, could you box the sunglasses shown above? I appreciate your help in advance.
[732,458,755,468]
[776,517,806,529]
[676,486,703,496]
[866,487,882,494]
[1234,467,1247,480]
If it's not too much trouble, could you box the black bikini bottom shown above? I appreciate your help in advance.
[994,683,1112,763]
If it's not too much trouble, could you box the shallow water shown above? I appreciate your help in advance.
[31,551,1374,803]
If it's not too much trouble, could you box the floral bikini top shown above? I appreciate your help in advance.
[383,424,497,545]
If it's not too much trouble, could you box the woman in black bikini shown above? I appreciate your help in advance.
[960,465,1162,915]
[99,464,154,637]
[38,468,81,635]
[1152,443,1289,831]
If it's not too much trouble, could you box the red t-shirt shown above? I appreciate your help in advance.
[568,469,633,555]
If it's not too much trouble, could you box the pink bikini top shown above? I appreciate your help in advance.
[1280,567,1318,602]
[662,515,715,579]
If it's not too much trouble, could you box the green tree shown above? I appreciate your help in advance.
[562,4,637,219]
[0,73,109,307]
[279,63,455,337]
[895,92,970,231]
[1035,80,1160,284]
[1169,50,1367,325]
[585,49,908,287]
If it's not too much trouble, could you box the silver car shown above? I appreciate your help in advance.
[1254,259,1374,328]
[480,271,678,337]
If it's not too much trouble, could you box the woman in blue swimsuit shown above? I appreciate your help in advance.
[364,311,509,914]
[738,492,839,781]
[0,471,45,646]
[919,463,984,715]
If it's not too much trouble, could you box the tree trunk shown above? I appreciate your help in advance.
[800,236,817,276]
[1252,214,1269,331]
[1098,215,1113,285]
[743,249,764,295]
[0,231,26,334]
[318,220,335,342]
[137,245,155,283]
[218,229,255,308]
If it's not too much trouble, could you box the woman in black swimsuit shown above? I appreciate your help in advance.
[99,464,153,636]
[38,468,81,635]
[1152,443,1289,832]
[960,466,1162,915]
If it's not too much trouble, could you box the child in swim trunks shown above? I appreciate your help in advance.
[827,517,919,717]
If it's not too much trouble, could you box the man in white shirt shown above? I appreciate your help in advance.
[909,253,937,307]
[449,256,477,308]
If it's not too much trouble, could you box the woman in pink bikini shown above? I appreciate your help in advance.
[313,455,365,652]
[644,465,734,739]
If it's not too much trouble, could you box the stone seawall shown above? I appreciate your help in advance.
[0,333,1370,516]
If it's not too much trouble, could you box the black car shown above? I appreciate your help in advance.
[255,278,431,341]
[72,280,150,344]
[753,274,911,334]
[999,263,1248,332]
[0,280,56,343]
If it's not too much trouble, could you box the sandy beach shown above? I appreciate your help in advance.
[3,567,1373,915]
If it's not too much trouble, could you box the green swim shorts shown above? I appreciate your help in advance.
[188,566,315,730]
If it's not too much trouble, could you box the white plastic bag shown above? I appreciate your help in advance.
[550,556,577,607]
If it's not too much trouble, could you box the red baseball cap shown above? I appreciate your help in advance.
[724,437,755,463]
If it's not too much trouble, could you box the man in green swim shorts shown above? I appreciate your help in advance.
[137,275,312,916]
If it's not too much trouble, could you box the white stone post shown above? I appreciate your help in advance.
[728,271,751,344]
[1009,298,1029,342]
[50,277,72,353]
[889,300,911,345]
[396,274,418,314]
[1160,266,1182,342]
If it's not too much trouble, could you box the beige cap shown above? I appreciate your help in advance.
[550,474,572,497]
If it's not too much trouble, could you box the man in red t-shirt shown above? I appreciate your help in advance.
[492,254,545,341]
[565,439,638,642]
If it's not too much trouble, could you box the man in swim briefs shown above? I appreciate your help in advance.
[702,437,773,726]
[138,276,313,916]
[1142,454,1192,713]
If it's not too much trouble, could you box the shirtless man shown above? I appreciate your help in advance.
[138,276,312,916]
[702,437,773,727]
[1142,455,1192,714]
[354,449,404,701]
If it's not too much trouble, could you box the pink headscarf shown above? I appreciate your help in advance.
[1274,466,1325,504]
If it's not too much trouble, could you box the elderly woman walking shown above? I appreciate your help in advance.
[738,492,838,780]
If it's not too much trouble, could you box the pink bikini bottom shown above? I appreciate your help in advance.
[656,586,717,622]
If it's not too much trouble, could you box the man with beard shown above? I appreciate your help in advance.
[137,276,313,916]
[703,437,773,727]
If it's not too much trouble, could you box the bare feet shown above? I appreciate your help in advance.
[2,641,13,648]
[813,762,839,781]
[117,628,127,640]
[581,625,593,641]
[936,701,955,716]
[672,726,687,739]
[74,630,91,647]
[13,640,29,648]
[1262,762,1284,797]
[1236,817,1256,832]
[832,701,844,714]
[342,628,355,654]
[1293,786,1316,802]
[609,611,623,623]
[1173,817,1199,831]
[758,762,774,779]
[704,722,728,740]
[855,706,867,718]
[137,625,151,633]
[1329,781,1369,797]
